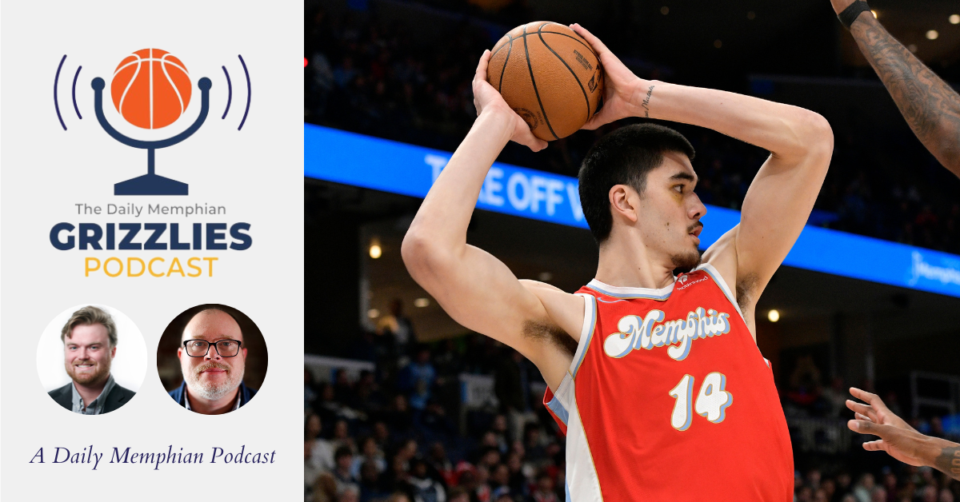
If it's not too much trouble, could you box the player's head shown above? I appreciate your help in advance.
[178,308,246,401]
[579,123,704,270]
[61,306,117,387]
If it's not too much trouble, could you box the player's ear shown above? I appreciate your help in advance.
[177,347,183,361]
[110,346,117,358]
[609,184,639,223]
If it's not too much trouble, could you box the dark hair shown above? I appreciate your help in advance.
[578,124,695,243]
[335,445,353,460]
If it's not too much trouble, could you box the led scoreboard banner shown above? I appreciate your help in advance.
[305,124,960,299]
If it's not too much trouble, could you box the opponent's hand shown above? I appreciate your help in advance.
[570,23,645,130]
[472,50,548,152]
[847,387,929,467]
[829,0,860,15]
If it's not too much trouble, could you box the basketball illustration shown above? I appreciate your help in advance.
[110,48,192,130]
[488,21,603,141]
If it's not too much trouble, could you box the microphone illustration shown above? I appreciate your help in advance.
[91,49,210,196]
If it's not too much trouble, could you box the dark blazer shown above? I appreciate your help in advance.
[168,380,257,411]
[48,381,136,414]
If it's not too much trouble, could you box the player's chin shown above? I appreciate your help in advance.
[670,249,702,272]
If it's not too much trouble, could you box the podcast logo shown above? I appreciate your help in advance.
[53,49,253,196]
[50,49,255,278]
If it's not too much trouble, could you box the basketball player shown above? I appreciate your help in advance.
[402,24,833,501]
[829,0,960,176]
[828,0,960,479]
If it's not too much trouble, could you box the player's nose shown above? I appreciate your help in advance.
[688,193,707,220]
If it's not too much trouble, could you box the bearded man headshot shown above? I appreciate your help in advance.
[168,307,258,414]
[48,306,136,415]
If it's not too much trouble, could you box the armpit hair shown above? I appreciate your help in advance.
[736,272,759,316]
[522,319,578,357]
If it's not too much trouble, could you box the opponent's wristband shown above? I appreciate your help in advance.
[839,1,871,30]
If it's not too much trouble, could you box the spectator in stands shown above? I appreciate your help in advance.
[358,461,389,502]
[332,419,357,453]
[378,299,415,359]
[333,446,361,497]
[340,486,361,502]
[399,347,437,413]
[495,350,536,442]
[489,415,510,454]
[446,487,470,502]
[408,457,447,502]
[530,472,558,502]
[353,370,385,412]
[387,395,415,438]
[317,383,345,426]
[307,413,336,473]
[307,439,324,501]
[428,442,456,487]
[334,369,355,403]
[852,473,876,502]
[352,436,387,478]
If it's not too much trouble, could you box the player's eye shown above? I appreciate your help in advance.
[673,185,684,193]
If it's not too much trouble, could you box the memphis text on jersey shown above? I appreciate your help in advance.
[603,307,732,361]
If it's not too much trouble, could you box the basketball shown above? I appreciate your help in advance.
[488,21,603,141]
[110,48,192,130]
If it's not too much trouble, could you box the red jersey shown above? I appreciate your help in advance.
[543,264,793,501]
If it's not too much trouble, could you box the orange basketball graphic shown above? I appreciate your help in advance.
[110,48,191,129]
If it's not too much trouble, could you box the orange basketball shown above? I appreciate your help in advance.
[110,48,192,130]
[488,21,603,141]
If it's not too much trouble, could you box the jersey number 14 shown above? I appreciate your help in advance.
[668,372,733,431]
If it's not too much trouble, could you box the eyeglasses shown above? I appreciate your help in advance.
[182,339,242,357]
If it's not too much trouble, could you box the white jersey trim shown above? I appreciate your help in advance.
[586,278,675,301]
[570,294,597,379]
[566,381,604,502]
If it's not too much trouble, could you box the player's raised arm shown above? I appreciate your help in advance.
[401,51,582,390]
[573,24,833,322]
[830,0,960,176]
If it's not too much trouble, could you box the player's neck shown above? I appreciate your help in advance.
[595,236,676,290]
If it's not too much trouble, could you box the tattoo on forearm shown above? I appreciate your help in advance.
[934,445,960,481]
[641,85,655,118]
[851,17,960,173]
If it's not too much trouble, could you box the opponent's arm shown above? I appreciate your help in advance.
[831,0,960,176]
[573,24,833,320]
[401,51,582,390]
[847,387,960,480]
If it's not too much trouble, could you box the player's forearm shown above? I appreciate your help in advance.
[403,108,513,267]
[849,15,960,175]
[930,439,960,481]
[639,80,833,162]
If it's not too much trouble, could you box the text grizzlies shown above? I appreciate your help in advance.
[603,307,731,361]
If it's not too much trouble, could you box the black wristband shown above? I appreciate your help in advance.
[839,1,871,30]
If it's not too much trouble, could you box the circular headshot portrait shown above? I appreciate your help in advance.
[158,304,267,415]
[37,304,147,415]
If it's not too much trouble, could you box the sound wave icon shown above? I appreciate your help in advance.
[53,54,252,131]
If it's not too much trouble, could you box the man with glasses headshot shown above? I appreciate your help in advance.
[169,308,257,414]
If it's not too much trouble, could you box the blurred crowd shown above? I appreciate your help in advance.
[305,335,568,502]
[305,1,960,253]
[306,324,959,502]
[792,467,956,502]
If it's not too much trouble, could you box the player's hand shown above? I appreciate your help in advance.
[829,0,860,15]
[472,50,548,152]
[570,23,645,130]
[847,387,928,467]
